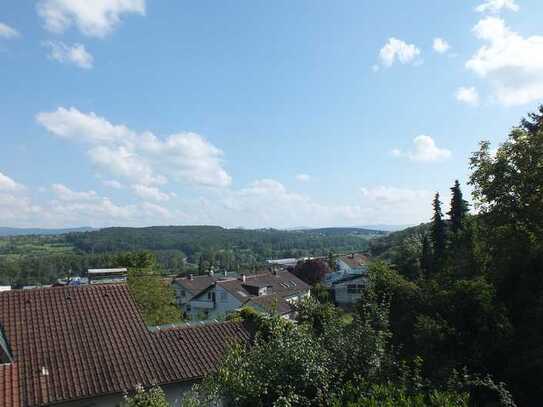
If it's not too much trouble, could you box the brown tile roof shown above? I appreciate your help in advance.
[338,253,369,269]
[217,271,310,302]
[0,284,248,407]
[0,363,20,407]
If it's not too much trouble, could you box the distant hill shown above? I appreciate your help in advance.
[297,227,387,236]
[0,227,96,237]
[63,225,383,255]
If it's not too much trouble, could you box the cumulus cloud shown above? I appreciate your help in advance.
[475,0,519,13]
[102,179,123,189]
[0,22,20,39]
[186,179,436,228]
[295,174,311,182]
[455,86,480,106]
[392,135,451,162]
[46,184,173,227]
[43,41,93,69]
[378,37,421,67]
[131,184,172,202]
[433,38,450,54]
[466,17,543,106]
[36,107,231,188]
[0,171,23,191]
[51,183,98,201]
[37,0,145,37]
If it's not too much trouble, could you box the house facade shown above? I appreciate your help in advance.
[319,253,370,307]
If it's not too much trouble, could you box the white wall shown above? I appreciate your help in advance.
[56,381,195,407]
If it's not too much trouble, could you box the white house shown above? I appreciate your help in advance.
[186,270,311,321]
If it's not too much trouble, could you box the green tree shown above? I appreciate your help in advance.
[123,385,170,407]
[469,106,543,404]
[420,233,433,276]
[431,193,447,272]
[448,180,469,235]
[124,251,182,326]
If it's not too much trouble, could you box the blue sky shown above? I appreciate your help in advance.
[1,0,542,228]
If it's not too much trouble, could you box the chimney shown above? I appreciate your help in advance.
[189,274,194,280]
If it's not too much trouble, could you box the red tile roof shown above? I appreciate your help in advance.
[0,363,20,407]
[0,284,248,407]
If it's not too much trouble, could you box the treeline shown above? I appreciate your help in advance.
[0,226,376,286]
[367,106,543,406]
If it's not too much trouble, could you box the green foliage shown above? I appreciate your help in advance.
[448,180,469,235]
[333,383,469,407]
[125,252,182,326]
[431,193,447,272]
[468,106,543,405]
[123,385,170,407]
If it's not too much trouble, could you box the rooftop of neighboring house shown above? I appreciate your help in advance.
[0,284,249,407]
[0,363,19,407]
[245,294,294,316]
[338,253,369,269]
[173,271,240,298]
[217,270,310,302]
[173,274,217,296]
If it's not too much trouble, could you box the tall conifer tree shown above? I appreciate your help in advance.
[448,180,469,234]
[431,193,447,270]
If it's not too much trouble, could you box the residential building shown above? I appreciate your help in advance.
[0,284,249,407]
[319,253,369,307]
[183,270,310,321]
[171,270,238,314]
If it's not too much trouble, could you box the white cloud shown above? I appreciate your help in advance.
[37,0,145,37]
[36,107,231,188]
[393,135,451,162]
[433,38,450,54]
[131,184,171,202]
[476,0,519,13]
[455,86,480,106]
[295,174,311,182]
[466,17,543,106]
[102,179,123,189]
[0,172,23,191]
[52,183,98,201]
[0,22,20,39]
[378,37,421,67]
[44,41,93,69]
[141,202,172,219]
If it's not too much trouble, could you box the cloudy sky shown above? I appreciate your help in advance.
[1,0,542,228]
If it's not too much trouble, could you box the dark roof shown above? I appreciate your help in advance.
[245,294,293,315]
[0,284,249,407]
[173,275,216,297]
[0,363,20,407]
[217,271,310,302]
[338,253,368,269]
